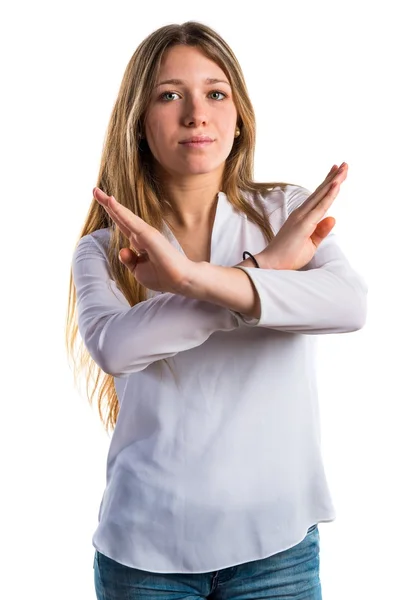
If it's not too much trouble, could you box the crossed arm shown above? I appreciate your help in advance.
[72,163,367,377]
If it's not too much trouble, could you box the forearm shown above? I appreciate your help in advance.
[179,237,367,335]
[180,255,264,319]
[73,235,240,378]
[83,294,240,376]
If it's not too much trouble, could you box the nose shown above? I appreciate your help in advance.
[182,95,209,128]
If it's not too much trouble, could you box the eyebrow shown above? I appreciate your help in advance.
[155,77,231,88]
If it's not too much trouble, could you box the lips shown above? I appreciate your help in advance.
[179,136,214,143]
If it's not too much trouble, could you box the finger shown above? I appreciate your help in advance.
[310,216,336,247]
[108,198,164,258]
[93,187,113,205]
[311,180,344,220]
[119,247,140,271]
[108,196,147,235]
[326,164,338,178]
[313,166,339,197]
[302,183,339,225]
[325,162,346,184]
[299,165,347,215]
[93,189,131,236]
[105,198,135,240]
[311,162,347,202]
[101,202,142,255]
[94,188,147,240]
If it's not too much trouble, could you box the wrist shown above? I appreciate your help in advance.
[179,261,214,300]
[178,261,261,319]
[238,251,276,270]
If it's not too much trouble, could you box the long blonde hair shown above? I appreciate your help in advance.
[65,21,293,434]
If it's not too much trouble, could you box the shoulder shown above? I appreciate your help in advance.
[76,227,111,250]
[241,184,312,217]
[282,184,312,214]
[72,227,111,262]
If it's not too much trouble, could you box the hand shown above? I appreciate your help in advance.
[93,188,193,293]
[258,162,348,271]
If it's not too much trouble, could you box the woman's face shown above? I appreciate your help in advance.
[144,45,238,180]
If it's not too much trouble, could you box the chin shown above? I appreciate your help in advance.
[176,157,226,176]
[180,167,222,177]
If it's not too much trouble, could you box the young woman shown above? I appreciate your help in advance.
[66,20,367,600]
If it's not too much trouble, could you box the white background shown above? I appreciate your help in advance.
[1,1,398,598]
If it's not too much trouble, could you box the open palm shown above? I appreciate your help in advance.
[261,163,348,270]
[93,188,192,292]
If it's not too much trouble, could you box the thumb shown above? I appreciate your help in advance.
[119,247,139,271]
[311,216,336,247]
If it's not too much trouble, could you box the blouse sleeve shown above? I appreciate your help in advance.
[232,186,368,334]
[72,234,239,377]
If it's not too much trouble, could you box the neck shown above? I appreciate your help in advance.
[159,171,223,230]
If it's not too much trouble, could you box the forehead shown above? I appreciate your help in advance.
[158,45,226,79]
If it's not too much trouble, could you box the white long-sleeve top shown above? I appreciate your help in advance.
[72,185,367,573]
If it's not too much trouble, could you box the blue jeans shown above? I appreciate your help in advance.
[94,524,321,599]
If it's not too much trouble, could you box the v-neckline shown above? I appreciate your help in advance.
[161,191,227,262]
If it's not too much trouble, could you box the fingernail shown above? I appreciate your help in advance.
[95,188,109,202]
[93,187,97,196]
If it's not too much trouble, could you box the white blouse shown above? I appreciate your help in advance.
[72,185,367,573]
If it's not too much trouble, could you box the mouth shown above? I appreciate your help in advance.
[180,141,214,148]
[179,136,214,145]
[179,137,215,149]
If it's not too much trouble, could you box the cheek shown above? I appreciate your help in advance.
[218,108,237,133]
[146,120,164,141]
[145,122,171,158]
[219,118,236,141]
[145,108,169,140]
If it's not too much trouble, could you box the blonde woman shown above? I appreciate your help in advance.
[66,21,367,600]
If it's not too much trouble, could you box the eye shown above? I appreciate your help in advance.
[160,92,180,102]
[209,91,226,101]
[158,90,227,102]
